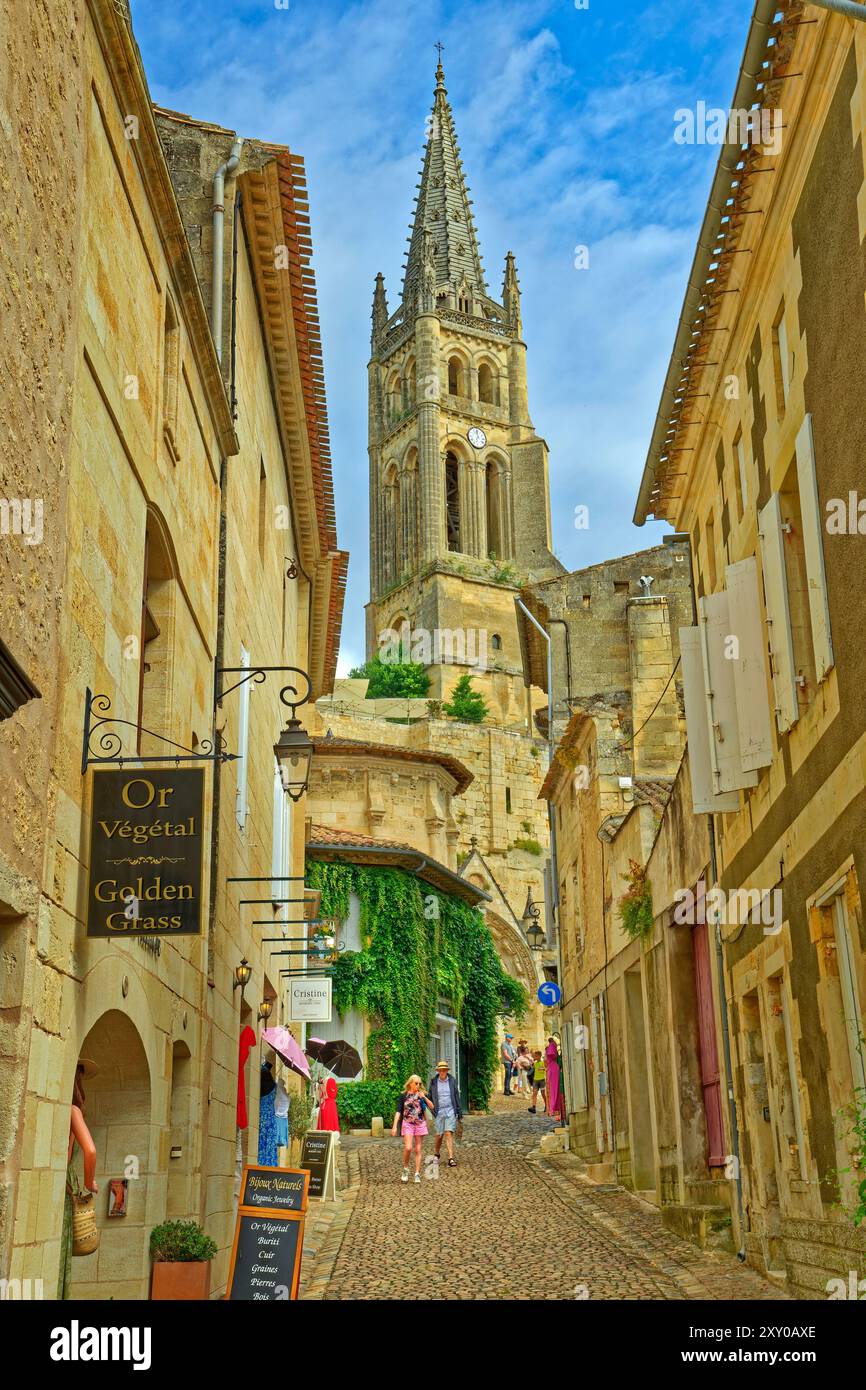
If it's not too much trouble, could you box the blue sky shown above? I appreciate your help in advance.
[131,0,755,671]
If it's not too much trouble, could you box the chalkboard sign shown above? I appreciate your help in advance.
[239,1165,308,1212]
[226,1166,311,1301]
[227,1212,303,1301]
[300,1131,336,1200]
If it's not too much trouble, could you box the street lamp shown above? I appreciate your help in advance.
[233,957,252,993]
[521,888,545,951]
[274,715,314,803]
[258,998,273,1023]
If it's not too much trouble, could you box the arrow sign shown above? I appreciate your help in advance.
[537,981,561,1007]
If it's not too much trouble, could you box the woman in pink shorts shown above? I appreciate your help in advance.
[391,1074,433,1184]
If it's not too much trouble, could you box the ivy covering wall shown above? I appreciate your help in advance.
[307,861,527,1110]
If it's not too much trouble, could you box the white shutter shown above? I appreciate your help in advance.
[795,414,834,682]
[698,591,759,793]
[236,646,251,827]
[725,556,774,771]
[758,494,799,732]
[679,625,740,813]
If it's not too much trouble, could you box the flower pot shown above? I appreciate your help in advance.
[151,1260,211,1301]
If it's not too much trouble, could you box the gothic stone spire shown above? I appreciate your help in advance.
[402,60,487,310]
[371,271,389,346]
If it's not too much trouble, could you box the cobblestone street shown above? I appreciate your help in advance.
[299,1099,790,1302]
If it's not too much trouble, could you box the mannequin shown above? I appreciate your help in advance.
[258,1055,278,1166]
[58,1060,99,1299]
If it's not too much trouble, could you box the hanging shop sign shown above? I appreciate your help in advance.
[299,1130,337,1202]
[289,976,332,1023]
[86,769,205,938]
[226,1165,310,1301]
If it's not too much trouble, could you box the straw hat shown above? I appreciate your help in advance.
[435,1060,450,1070]
[77,1057,100,1079]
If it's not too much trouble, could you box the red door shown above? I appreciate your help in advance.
[693,921,726,1166]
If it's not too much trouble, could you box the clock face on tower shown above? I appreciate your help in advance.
[467,427,487,450]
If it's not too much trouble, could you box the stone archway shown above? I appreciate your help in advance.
[69,1010,152,1300]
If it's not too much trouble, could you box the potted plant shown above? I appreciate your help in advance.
[149,1220,217,1300]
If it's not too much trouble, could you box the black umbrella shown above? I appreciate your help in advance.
[317,1039,363,1079]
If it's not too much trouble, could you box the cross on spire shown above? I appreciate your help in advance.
[434,41,444,63]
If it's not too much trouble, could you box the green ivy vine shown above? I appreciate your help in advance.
[307,861,527,1110]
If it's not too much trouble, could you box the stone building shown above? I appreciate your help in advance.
[1,0,345,1300]
[631,0,866,1293]
[0,0,84,1297]
[526,543,738,1246]
[303,716,551,1055]
[366,57,564,727]
[325,60,567,1061]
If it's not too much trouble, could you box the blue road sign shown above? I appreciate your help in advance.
[537,981,561,1007]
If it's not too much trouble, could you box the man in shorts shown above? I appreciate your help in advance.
[429,1060,462,1167]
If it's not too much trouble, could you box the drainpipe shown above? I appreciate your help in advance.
[807,0,866,19]
[515,599,558,898]
[515,600,563,1069]
[212,137,243,364]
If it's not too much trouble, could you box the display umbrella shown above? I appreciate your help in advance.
[316,1040,362,1079]
[260,1026,311,1080]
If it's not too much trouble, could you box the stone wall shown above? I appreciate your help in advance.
[0,0,86,1277]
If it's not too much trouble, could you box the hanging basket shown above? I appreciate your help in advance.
[71,1183,100,1257]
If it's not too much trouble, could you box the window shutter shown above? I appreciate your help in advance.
[795,413,834,682]
[725,556,774,771]
[698,591,759,793]
[679,625,741,813]
[758,494,799,732]
[236,645,251,827]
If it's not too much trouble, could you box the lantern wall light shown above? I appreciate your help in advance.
[216,665,314,802]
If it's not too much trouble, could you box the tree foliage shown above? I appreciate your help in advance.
[443,673,488,724]
[347,652,431,699]
[307,861,527,1110]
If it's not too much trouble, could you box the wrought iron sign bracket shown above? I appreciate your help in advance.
[215,665,312,716]
[81,688,238,774]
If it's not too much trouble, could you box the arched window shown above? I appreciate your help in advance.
[383,465,400,581]
[491,633,502,651]
[445,452,461,552]
[386,372,401,422]
[486,460,503,559]
[447,357,465,397]
[478,361,499,406]
[406,360,417,406]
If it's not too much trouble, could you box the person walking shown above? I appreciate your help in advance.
[429,1060,462,1167]
[545,1036,562,1121]
[391,1075,433,1183]
[527,1049,546,1114]
[500,1033,517,1096]
[515,1040,532,1095]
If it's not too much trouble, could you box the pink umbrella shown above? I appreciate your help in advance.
[260,1026,311,1080]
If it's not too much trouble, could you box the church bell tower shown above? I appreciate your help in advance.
[367,59,561,720]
